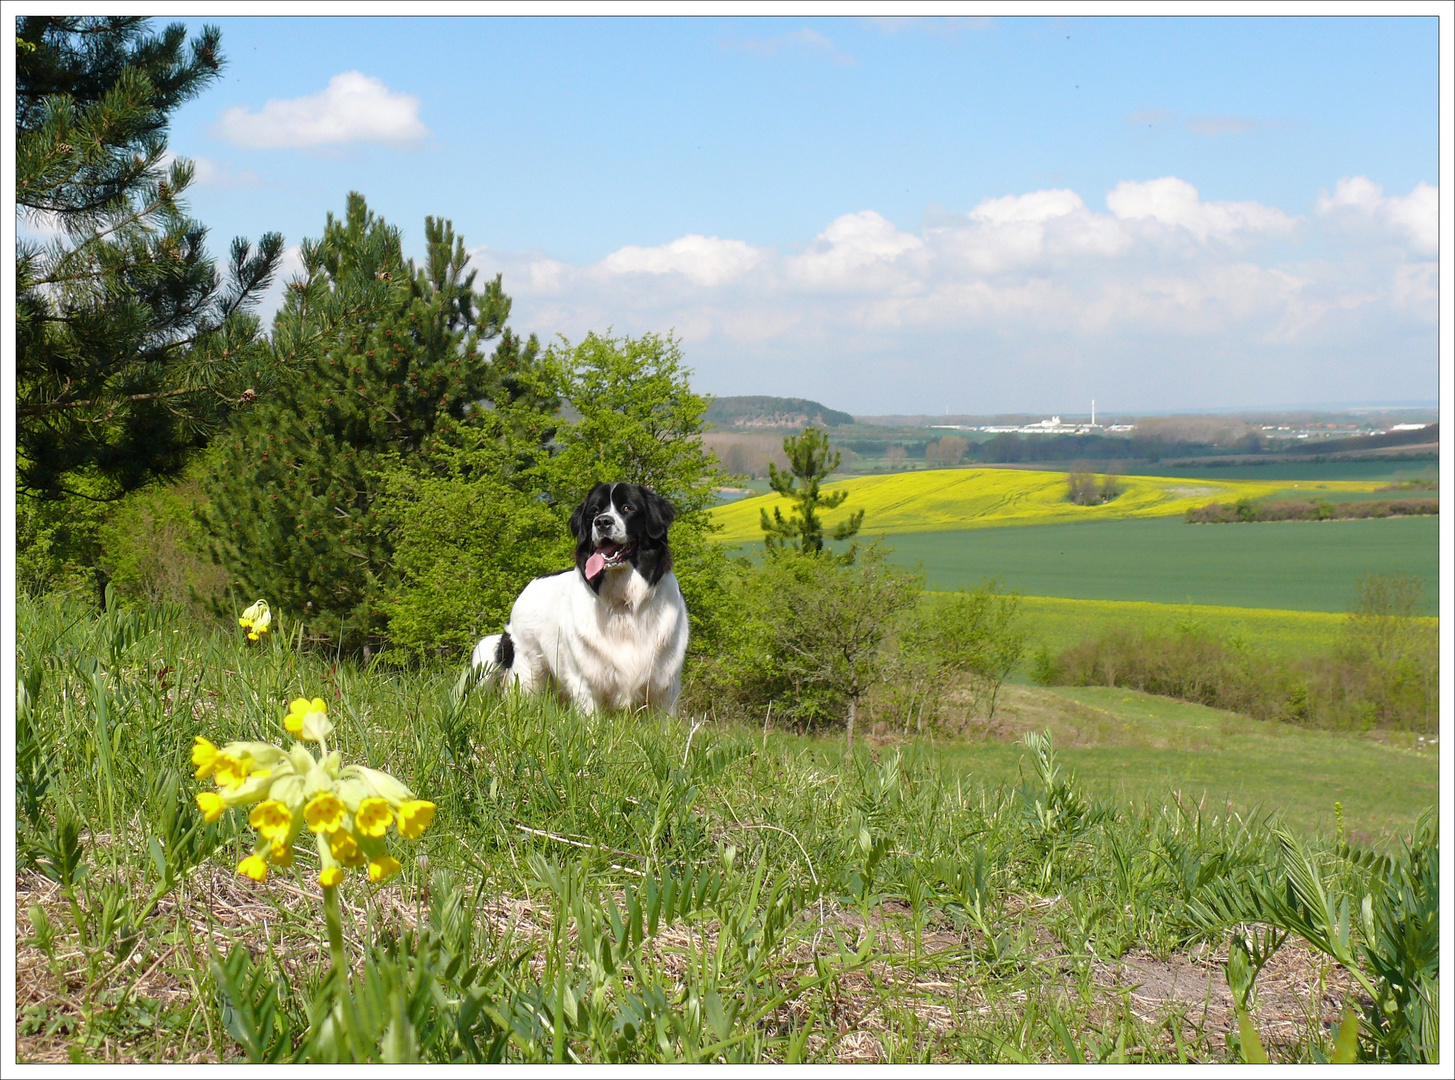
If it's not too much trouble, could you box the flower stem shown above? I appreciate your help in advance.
[323,883,348,985]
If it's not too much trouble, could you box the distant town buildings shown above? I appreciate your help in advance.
[931,415,1134,435]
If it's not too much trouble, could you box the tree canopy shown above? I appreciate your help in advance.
[16,16,283,501]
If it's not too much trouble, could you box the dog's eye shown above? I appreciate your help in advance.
[621,503,633,513]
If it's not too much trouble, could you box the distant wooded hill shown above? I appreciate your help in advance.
[704,395,854,430]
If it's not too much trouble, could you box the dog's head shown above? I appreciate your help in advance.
[569,482,676,591]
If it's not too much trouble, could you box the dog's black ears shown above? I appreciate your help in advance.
[642,488,676,540]
[569,484,606,544]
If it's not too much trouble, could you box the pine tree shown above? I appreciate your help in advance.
[16,17,284,501]
[202,195,549,652]
[759,427,863,558]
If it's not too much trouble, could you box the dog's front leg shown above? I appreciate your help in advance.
[567,679,599,717]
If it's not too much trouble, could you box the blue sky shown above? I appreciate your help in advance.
[150,15,1439,414]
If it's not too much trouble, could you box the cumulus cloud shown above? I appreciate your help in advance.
[458,175,1434,413]
[1316,176,1436,255]
[1106,177,1295,242]
[215,72,429,148]
[603,235,764,286]
[786,211,924,287]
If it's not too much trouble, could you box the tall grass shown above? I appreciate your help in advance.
[15,592,1437,1063]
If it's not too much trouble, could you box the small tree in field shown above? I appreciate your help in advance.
[759,427,863,558]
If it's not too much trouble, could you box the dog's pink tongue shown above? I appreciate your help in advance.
[585,552,606,579]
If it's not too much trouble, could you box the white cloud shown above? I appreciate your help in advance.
[602,235,764,286]
[1316,177,1436,255]
[786,211,924,287]
[460,175,1434,412]
[1106,177,1295,242]
[215,72,429,149]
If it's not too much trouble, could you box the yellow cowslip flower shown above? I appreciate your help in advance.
[355,798,393,838]
[397,800,436,840]
[368,856,402,884]
[192,736,220,780]
[249,799,294,841]
[239,599,270,633]
[329,830,366,867]
[304,792,346,834]
[197,692,429,893]
[196,791,226,823]
[213,752,252,790]
[238,854,269,882]
[284,697,332,743]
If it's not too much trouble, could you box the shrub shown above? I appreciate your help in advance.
[1066,462,1122,506]
[1040,575,1436,733]
[96,463,230,617]
[887,585,1027,731]
[1185,498,1437,524]
[707,545,921,742]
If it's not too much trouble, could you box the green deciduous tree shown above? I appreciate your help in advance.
[759,427,863,558]
[202,195,543,652]
[381,331,733,662]
[16,17,283,502]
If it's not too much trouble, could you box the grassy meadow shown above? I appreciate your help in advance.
[16,591,1436,1064]
[710,466,1387,543]
[16,456,1440,1064]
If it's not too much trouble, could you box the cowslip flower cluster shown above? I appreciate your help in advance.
[238,599,272,641]
[193,695,435,889]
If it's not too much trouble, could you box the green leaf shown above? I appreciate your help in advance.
[1332,1003,1359,1064]
[148,836,167,882]
[1235,1005,1269,1065]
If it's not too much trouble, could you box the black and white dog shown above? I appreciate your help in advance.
[471,482,689,715]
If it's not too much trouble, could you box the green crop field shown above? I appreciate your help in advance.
[963,595,1373,660]
[710,466,1388,542]
[1119,458,1438,483]
[859,517,1438,612]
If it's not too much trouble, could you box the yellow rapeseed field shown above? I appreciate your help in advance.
[711,467,1386,543]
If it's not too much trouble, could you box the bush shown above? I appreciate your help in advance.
[1066,462,1121,506]
[886,585,1027,731]
[1185,498,1438,524]
[702,545,920,741]
[96,463,230,617]
[1038,575,1437,733]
